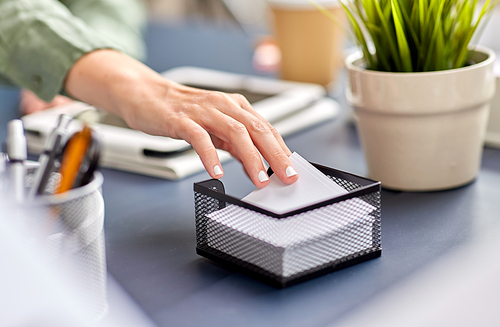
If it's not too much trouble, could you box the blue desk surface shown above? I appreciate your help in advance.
[2,21,500,327]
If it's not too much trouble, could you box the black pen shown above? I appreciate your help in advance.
[28,114,72,198]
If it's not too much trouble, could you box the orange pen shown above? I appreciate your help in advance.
[56,124,92,194]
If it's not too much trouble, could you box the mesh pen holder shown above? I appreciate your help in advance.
[194,163,381,288]
[27,171,107,319]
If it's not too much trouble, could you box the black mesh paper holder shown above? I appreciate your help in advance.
[194,163,382,288]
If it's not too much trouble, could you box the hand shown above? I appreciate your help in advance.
[20,89,73,115]
[65,50,299,187]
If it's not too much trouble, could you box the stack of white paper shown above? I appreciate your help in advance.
[205,153,376,278]
[242,152,349,214]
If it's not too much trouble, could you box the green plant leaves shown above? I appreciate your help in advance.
[335,0,498,72]
[341,1,376,68]
[391,0,413,71]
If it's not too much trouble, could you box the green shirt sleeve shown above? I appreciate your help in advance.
[0,0,147,102]
[60,0,147,61]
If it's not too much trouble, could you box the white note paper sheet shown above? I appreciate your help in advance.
[242,152,348,214]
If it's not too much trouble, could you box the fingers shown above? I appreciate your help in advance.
[177,120,224,180]
[213,93,298,185]
[20,89,73,115]
[211,135,267,184]
[20,89,46,114]
[126,81,298,187]
[203,113,270,188]
[178,117,272,188]
[229,94,292,156]
[210,135,239,161]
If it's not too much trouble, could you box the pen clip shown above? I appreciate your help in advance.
[74,133,101,188]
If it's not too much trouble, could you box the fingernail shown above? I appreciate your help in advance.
[258,170,269,182]
[286,166,297,177]
[214,165,223,176]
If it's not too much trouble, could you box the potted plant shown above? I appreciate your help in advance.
[315,0,498,191]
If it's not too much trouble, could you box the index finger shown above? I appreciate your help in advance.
[229,93,292,156]
[226,94,298,185]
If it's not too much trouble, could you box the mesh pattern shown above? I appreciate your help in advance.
[27,172,108,319]
[194,170,381,287]
[328,175,362,192]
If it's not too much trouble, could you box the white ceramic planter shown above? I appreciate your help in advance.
[346,46,496,191]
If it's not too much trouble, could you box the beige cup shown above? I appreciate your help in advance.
[268,0,345,87]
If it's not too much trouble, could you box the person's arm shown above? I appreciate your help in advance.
[10,0,146,114]
[59,0,147,61]
[0,0,298,186]
[0,0,125,102]
[65,49,299,187]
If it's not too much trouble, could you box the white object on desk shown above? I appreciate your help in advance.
[207,204,374,277]
[22,67,340,179]
[243,152,348,214]
[206,153,376,277]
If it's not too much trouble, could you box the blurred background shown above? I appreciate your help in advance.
[142,0,281,79]
[2,2,500,327]
[143,0,500,53]
[143,0,500,84]
[141,0,349,96]
[145,0,269,30]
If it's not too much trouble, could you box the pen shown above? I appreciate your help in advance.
[7,120,27,204]
[28,114,72,198]
[56,124,92,194]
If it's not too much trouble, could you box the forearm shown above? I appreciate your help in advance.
[65,49,166,131]
[65,49,299,187]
